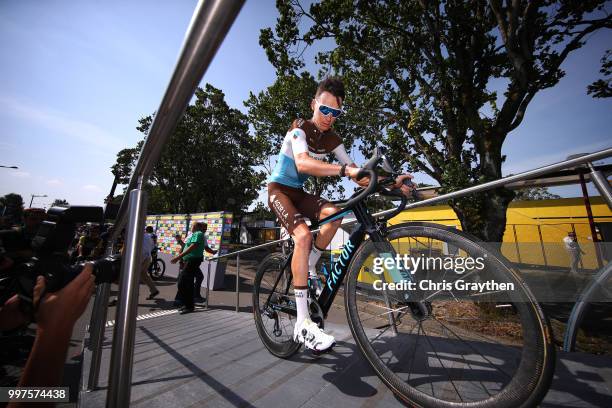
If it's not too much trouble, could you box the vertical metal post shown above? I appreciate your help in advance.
[205,261,211,310]
[513,225,522,264]
[587,162,612,208]
[235,254,240,312]
[106,186,148,408]
[86,282,111,391]
[579,171,603,268]
[537,225,548,266]
[87,284,104,334]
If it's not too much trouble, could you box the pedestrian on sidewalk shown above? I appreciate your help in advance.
[108,227,160,307]
[194,223,217,303]
[171,222,216,314]
[563,231,585,274]
[173,233,186,307]
[141,228,160,299]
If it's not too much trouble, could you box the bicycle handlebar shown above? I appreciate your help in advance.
[338,168,378,209]
[332,148,419,212]
[333,147,383,208]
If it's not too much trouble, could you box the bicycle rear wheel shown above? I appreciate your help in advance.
[149,259,166,279]
[345,222,555,408]
[253,253,301,358]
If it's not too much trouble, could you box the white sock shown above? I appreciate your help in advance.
[308,246,323,277]
[295,288,309,328]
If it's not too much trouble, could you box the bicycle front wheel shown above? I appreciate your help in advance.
[345,222,555,408]
[253,253,301,358]
[149,259,166,279]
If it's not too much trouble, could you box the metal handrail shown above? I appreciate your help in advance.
[378,147,612,216]
[199,146,611,316]
[210,237,287,260]
[85,1,245,407]
[109,0,245,243]
[207,146,612,263]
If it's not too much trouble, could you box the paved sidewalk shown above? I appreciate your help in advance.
[80,307,612,408]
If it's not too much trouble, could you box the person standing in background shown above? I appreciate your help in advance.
[563,231,586,274]
[146,225,157,247]
[194,223,216,303]
[109,227,159,307]
[173,233,186,307]
[170,222,216,314]
[141,229,160,299]
[175,234,186,269]
[77,224,102,259]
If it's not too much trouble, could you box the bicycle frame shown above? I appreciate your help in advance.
[264,198,400,318]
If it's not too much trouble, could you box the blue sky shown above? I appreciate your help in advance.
[0,0,610,210]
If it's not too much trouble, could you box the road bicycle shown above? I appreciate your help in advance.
[253,149,555,407]
[148,247,166,280]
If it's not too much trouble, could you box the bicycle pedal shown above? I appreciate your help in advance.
[310,343,335,356]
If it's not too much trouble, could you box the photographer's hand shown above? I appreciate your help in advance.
[0,273,45,331]
[12,264,94,395]
[0,295,27,331]
[35,263,95,336]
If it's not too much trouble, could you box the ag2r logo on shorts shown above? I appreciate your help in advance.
[270,194,289,221]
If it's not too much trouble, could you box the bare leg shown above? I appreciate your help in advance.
[291,224,312,287]
[314,205,343,250]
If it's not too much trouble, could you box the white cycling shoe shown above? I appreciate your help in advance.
[294,318,335,353]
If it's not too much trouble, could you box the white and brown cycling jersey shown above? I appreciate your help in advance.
[267,118,353,233]
[268,118,352,189]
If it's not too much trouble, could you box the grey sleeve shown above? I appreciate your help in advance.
[332,144,353,165]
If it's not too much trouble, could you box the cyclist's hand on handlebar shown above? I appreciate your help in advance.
[346,166,361,179]
[347,166,369,187]
[393,174,415,196]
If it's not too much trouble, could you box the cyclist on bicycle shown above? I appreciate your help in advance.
[267,77,414,353]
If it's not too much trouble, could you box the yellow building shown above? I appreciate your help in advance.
[389,197,611,270]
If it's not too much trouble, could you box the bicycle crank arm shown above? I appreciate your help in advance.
[269,304,297,316]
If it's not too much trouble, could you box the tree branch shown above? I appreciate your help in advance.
[554,19,612,73]
[507,90,535,132]
[411,156,438,179]
[490,0,509,45]
[410,131,444,177]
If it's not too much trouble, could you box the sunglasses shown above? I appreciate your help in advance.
[316,100,343,118]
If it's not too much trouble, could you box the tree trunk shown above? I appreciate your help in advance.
[451,187,514,246]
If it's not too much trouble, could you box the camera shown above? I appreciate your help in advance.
[0,206,121,317]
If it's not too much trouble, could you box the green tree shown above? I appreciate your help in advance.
[514,187,561,201]
[112,84,266,215]
[111,141,143,185]
[588,49,612,98]
[261,0,611,242]
[0,193,24,224]
[251,201,275,221]
[51,199,70,207]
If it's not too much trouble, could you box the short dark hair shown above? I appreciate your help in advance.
[145,226,154,233]
[315,77,345,105]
